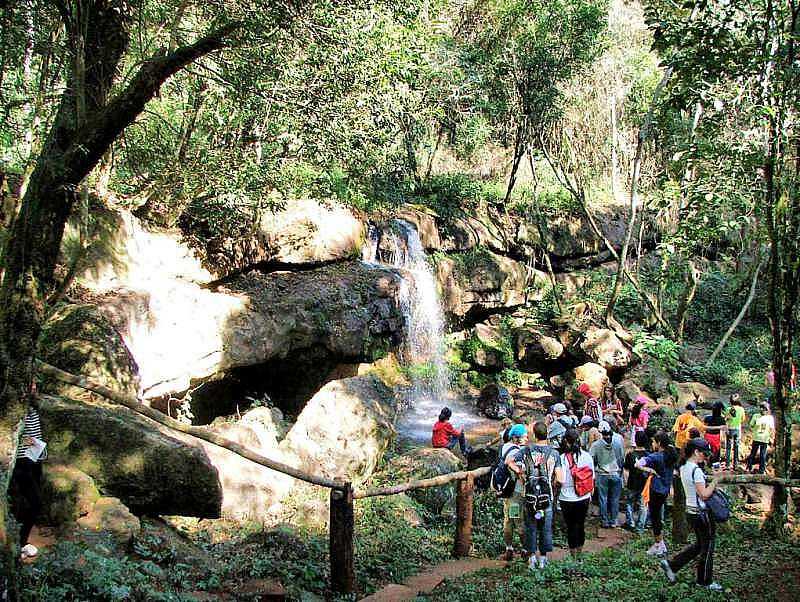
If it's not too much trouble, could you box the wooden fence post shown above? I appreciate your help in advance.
[453,473,475,558]
[330,483,355,595]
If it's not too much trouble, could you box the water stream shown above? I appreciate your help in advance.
[363,220,492,443]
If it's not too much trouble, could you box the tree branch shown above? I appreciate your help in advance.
[63,21,243,186]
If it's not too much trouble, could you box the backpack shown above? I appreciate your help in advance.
[693,467,731,522]
[490,445,520,498]
[524,450,553,513]
[566,452,594,497]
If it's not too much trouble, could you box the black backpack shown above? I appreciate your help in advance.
[490,445,520,498]
[524,450,553,513]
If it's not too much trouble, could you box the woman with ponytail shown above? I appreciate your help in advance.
[555,428,595,559]
[636,432,678,557]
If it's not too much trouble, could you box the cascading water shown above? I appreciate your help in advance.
[363,219,490,442]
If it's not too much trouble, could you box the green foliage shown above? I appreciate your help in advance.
[19,541,189,601]
[633,331,681,372]
[432,514,800,601]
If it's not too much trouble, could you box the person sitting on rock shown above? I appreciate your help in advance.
[432,407,473,456]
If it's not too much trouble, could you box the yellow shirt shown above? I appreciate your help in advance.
[673,412,705,449]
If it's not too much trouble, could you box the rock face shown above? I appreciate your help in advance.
[435,250,548,319]
[76,496,141,546]
[38,304,139,400]
[182,198,365,277]
[382,448,462,515]
[517,328,566,375]
[279,376,398,482]
[73,210,404,400]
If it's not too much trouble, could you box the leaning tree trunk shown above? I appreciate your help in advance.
[0,3,240,589]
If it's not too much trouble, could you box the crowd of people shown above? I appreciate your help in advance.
[431,379,780,592]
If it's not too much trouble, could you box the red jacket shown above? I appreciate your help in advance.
[432,420,460,447]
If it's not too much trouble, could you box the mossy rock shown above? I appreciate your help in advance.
[41,463,101,527]
[38,304,139,399]
[382,448,462,515]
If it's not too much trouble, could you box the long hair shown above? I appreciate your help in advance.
[560,428,582,456]
[654,432,678,467]
[631,403,643,420]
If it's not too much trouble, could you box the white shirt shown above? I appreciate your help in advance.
[558,450,594,502]
[680,460,706,513]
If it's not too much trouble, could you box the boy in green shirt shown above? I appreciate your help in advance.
[724,394,746,470]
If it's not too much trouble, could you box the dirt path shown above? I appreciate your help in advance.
[361,526,630,602]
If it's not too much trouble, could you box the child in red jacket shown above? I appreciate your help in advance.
[432,407,473,456]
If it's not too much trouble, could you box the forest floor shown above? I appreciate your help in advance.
[362,525,629,601]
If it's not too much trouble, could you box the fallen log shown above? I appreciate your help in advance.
[715,473,800,487]
[36,360,345,490]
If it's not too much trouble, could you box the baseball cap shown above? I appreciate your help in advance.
[598,420,612,433]
[551,403,567,415]
[579,415,594,427]
[685,402,697,411]
[688,437,711,455]
[509,424,527,438]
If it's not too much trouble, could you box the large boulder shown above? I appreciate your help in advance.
[39,395,294,521]
[38,304,139,400]
[382,448,462,515]
[675,382,721,409]
[579,326,631,371]
[76,496,141,547]
[626,363,674,402]
[516,328,566,375]
[279,376,398,483]
[573,362,608,398]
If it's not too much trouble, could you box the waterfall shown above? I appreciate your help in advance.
[362,219,488,442]
[386,220,451,402]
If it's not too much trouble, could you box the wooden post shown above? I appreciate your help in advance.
[330,484,355,595]
[453,473,475,558]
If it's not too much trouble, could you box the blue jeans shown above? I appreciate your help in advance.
[446,432,469,455]
[624,489,648,532]
[725,430,740,468]
[525,505,554,554]
[596,474,623,527]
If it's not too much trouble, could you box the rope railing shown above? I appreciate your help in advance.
[36,361,493,595]
[36,361,346,490]
[354,466,491,499]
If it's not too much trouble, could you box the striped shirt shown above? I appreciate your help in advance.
[17,407,43,459]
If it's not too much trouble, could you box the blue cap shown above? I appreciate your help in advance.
[509,424,527,438]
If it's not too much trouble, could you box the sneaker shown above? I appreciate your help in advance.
[707,582,723,592]
[20,544,38,560]
[502,547,514,562]
[538,556,548,569]
[660,559,676,583]
[528,556,538,570]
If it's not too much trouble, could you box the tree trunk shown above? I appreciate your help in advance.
[707,256,764,364]
[0,9,241,589]
[504,122,525,204]
[675,260,701,342]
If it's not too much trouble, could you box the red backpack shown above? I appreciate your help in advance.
[566,452,594,497]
